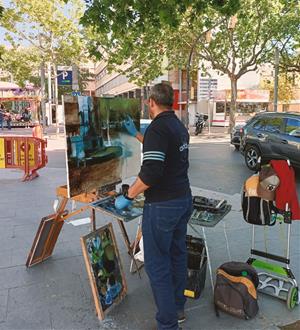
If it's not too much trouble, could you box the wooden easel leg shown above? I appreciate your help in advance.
[130,217,144,274]
[55,197,69,221]
[90,208,96,232]
[117,219,131,253]
[117,219,142,278]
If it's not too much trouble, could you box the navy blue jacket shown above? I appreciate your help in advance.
[139,110,191,203]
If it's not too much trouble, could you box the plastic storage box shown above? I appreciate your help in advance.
[185,235,207,299]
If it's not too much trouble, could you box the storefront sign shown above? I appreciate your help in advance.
[213,89,270,102]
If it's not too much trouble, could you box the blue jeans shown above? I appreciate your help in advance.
[0,120,3,129]
[142,194,193,330]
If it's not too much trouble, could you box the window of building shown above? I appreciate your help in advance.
[216,102,225,113]
[95,67,108,81]
[282,104,290,112]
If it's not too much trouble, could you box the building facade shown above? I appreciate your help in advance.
[93,60,300,127]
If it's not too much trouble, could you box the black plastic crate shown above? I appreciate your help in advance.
[185,235,207,299]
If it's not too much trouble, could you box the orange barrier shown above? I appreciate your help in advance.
[0,136,47,181]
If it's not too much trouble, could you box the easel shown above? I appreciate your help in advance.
[26,184,142,276]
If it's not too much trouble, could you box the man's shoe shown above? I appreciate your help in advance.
[177,310,186,324]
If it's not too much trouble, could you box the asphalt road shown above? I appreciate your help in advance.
[189,141,300,196]
[39,133,300,197]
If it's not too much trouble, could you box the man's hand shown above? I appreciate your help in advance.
[123,115,138,137]
[115,195,133,210]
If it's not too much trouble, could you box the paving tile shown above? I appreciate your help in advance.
[0,289,8,323]
[0,265,45,290]
[0,251,12,269]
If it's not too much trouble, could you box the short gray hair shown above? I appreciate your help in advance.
[149,83,174,108]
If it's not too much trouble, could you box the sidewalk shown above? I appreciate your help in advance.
[190,126,230,144]
[0,135,299,330]
[0,124,65,138]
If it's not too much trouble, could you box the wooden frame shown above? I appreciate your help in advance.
[26,213,65,267]
[80,223,127,320]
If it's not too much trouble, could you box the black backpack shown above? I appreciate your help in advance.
[214,262,259,320]
[242,193,276,226]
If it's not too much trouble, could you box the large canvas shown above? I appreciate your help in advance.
[64,96,140,197]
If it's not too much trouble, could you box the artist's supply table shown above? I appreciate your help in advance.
[188,203,232,292]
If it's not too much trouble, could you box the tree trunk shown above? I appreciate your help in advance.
[229,77,237,133]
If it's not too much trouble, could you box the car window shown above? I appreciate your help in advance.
[252,118,265,130]
[264,117,283,133]
[285,118,300,136]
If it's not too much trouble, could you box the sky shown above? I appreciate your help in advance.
[0,0,10,45]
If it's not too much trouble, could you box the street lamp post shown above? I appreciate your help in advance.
[208,76,212,135]
[40,62,46,129]
[186,29,213,130]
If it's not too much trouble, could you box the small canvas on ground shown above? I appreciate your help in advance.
[81,223,127,320]
[64,95,140,197]
[26,214,64,267]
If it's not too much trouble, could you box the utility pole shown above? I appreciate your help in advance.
[40,62,46,128]
[208,76,212,135]
[47,62,52,125]
[274,47,279,112]
[53,64,59,135]
[186,28,214,130]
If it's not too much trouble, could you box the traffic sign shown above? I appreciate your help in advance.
[57,70,72,86]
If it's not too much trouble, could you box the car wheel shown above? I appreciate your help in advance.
[245,145,260,170]
[234,145,240,151]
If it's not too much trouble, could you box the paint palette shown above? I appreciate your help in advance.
[91,195,144,222]
[189,196,232,227]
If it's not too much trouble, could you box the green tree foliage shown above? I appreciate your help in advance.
[1,0,85,63]
[261,74,296,104]
[82,0,299,130]
[81,0,241,86]
[0,0,88,85]
[185,0,299,130]
[279,35,300,74]
[0,47,40,86]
